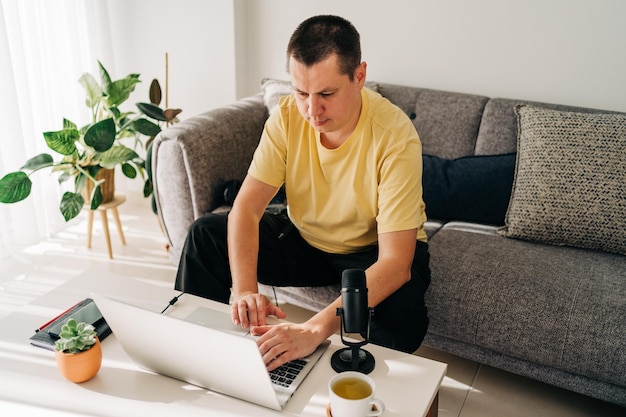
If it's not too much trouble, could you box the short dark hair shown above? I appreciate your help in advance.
[286,15,361,81]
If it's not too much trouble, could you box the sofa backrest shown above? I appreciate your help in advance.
[377,82,620,159]
[378,83,489,159]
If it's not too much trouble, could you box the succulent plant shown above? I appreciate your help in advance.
[53,318,97,354]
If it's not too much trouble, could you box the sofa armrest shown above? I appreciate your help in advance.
[152,93,267,264]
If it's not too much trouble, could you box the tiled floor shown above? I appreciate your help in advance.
[0,193,623,416]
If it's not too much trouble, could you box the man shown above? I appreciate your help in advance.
[175,15,430,371]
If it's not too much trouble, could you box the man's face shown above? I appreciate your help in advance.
[289,54,366,145]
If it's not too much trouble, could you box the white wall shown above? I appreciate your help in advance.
[104,0,239,194]
[240,0,626,112]
[106,0,626,116]
[105,0,237,120]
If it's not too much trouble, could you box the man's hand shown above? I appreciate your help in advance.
[231,292,286,328]
[252,323,323,371]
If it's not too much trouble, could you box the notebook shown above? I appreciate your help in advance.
[29,297,111,351]
[91,293,330,411]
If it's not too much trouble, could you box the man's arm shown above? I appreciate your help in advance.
[300,228,417,338]
[364,228,417,305]
[254,228,418,370]
[228,175,286,327]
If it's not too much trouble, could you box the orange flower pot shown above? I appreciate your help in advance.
[55,337,102,383]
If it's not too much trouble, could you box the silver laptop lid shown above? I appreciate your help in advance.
[92,293,283,410]
[184,306,331,407]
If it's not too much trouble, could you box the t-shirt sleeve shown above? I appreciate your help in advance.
[248,109,287,188]
[376,126,424,235]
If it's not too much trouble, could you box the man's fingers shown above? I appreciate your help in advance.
[259,338,291,371]
[238,302,250,327]
[230,302,241,325]
[232,294,273,328]
[247,296,268,326]
[268,304,287,319]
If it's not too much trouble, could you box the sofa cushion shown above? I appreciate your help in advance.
[475,98,625,156]
[422,153,516,225]
[427,222,626,388]
[499,105,626,255]
[413,89,489,159]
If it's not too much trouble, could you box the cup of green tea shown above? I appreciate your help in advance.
[329,371,385,417]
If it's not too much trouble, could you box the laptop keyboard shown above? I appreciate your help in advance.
[269,358,307,388]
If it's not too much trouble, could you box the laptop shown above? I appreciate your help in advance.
[91,293,330,411]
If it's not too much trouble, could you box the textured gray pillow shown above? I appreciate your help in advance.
[498,105,626,255]
[260,78,380,114]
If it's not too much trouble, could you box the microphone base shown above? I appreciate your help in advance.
[330,347,375,374]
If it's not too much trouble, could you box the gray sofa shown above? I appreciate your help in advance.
[151,81,626,406]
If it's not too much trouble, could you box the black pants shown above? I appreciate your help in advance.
[175,212,431,353]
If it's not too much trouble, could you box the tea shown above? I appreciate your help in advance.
[332,377,373,400]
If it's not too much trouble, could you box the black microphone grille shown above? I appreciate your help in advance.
[341,268,366,288]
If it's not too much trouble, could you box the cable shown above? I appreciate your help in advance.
[162,289,277,314]
[272,286,279,307]
[161,292,185,314]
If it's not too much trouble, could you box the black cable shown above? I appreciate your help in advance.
[272,286,279,307]
[161,292,185,314]
[162,290,277,314]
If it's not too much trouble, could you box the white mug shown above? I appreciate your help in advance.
[329,371,385,417]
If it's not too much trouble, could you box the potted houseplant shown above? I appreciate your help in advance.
[54,318,102,383]
[0,61,181,221]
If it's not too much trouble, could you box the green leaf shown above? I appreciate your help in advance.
[0,172,32,203]
[143,178,153,197]
[63,118,77,130]
[98,61,113,97]
[65,318,78,332]
[59,192,84,221]
[110,106,122,120]
[75,172,87,193]
[136,102,168,121]
[56,170,74,184]
[90,184,103,210]
[21,153,54,171]
[133,118,161,137]
[79,72,102,109]
[84,118,116,152]
[106,74,141,107]
[121,162,137,178]
[85,165,102,177]
[43,129,79,156]
[59,329,74,339]
[95,145,139,168]
[79,169,104,210]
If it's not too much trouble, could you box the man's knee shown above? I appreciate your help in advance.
[181,214,227,257]
[189,213,227,238]
[369,302,428,353]
[368,274,429,353]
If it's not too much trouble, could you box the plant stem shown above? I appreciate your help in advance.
[74,165,102,185]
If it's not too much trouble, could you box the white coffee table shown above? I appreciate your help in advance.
[0,272,446,416]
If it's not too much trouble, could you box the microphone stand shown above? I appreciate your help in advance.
[331,307,376,374]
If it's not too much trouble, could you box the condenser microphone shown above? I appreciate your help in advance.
[331,269,376,374]
[341,269,369,336]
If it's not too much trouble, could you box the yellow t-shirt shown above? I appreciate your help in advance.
[249,88,427,254]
